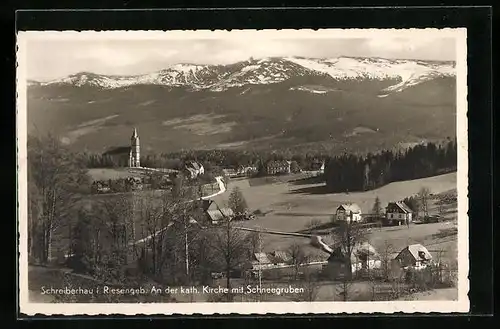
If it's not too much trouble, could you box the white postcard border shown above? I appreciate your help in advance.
[16,28,469,315]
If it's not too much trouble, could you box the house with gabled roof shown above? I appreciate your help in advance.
[251,252,275,270]
[203,200,234,225]
[322,242,381,279]
[266,160,291,175]
[386,201,414,225]
[336,203,362,222]
[268,251,291,264]
[394,244,433,270]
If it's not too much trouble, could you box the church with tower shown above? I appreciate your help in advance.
[129,128,141,168]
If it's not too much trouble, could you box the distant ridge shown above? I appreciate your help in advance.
[30,56,455,93]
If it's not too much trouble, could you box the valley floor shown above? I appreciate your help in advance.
[26,172,460,303]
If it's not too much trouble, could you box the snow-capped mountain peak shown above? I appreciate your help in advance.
[35,56,455,93]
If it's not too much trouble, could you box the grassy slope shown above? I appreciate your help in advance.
[213,172,457,257]
[87,168,143,181]
[50,171,457,262]
[31,171,460,303]
[27,77,456,154]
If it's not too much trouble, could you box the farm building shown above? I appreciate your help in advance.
[394,244,433,270]
[203,200,234,225]
[385,201,414,225]
[266,160,292,175]
[250,251,292,271]
[322,242,381,279]
[269,250,291,264]
[251,252,275,271]
[335,203,363,222]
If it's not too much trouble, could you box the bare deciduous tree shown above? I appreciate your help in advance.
[330,216,368,301]
[295,258,320,302]
[210,206,252,301]
[332,217,367,280]
[435,196,447,215]
[336,276,353,301]
[417,187,431,218]
[380,241,396,281]
[126,183,205,286]
[28,134,89,264]
[95,193,137,282]
[286,242,306,281]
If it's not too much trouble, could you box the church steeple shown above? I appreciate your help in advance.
[129,127,140,168]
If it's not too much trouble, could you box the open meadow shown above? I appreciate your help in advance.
[213,172,458,261]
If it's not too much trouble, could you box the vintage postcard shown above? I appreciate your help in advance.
[17,28,469,315]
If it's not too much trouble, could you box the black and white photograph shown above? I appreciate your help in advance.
[17,29,468,315]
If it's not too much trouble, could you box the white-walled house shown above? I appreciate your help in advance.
[335,203,363,222]
[385,201,413,225]
[394,244,433,270]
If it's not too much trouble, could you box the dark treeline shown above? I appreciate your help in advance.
[81,149,328,172]
[324,139,457,193]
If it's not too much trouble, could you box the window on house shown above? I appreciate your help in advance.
[418,251,427,260]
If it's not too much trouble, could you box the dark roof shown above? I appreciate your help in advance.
[387,201,413,213]
[267,160,290,167]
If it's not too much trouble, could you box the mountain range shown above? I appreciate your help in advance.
[27,56,457,155]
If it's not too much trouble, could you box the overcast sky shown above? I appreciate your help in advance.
[26,36,456,81]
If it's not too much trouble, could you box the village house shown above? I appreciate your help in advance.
[385,201,414,226]
[335,203,363,222]
[202,200,234,225]
[184,161,205,179]
[266,160,292,175]
[394,244,433,270]
[251,252,275,271]
[322,242,381,279]
[237,165,259,177]
[249,251,292,273]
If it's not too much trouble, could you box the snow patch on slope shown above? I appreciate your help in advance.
[38,57,455,94]
[290,86,329,94]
